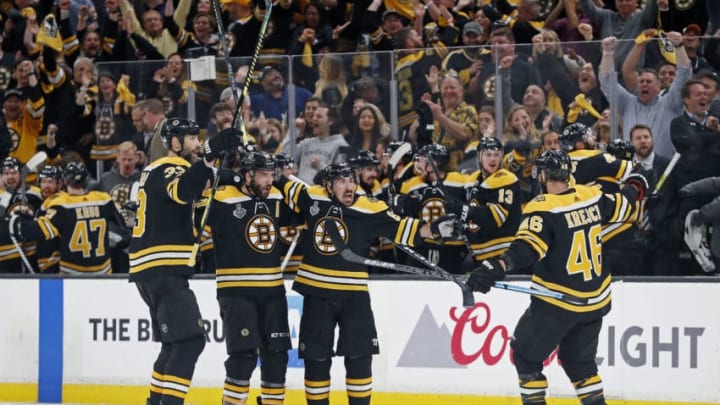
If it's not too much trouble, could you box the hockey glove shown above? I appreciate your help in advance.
[391,194,422,216]
[624,164,655,201]
[465,258,506,294]
[204,128,241,162]
[430,214,461,239]
[444,197,473,222]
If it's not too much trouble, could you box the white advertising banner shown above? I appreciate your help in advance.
[17,278,720,402]
[0,279,39,383]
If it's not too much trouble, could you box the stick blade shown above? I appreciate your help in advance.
[388,142,412,168]
[25,151,48,173]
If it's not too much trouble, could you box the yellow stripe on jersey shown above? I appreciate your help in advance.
[129,244,193,273]
[471,235,515,260]
[295,263,369,292]
[515,229,548,259]
[216,267,283,288]
[488,202,508,227]
[37,217,59,240]
[60,258,111,275]
[394,217,421,246]
[531,274,612,312]
[615,159,630,179]
[166,178,186,204]
[350,196,389,214]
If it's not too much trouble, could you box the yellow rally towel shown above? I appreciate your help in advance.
[657,31,677,65]
[566,94,602,124]
[302,42,313,68]
[36,14,63,52]
[116,78,136,107]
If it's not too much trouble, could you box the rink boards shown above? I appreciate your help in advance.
[0,278,718,405]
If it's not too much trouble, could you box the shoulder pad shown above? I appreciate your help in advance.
[350,196,389,214]
[307,185,331,201]
[482,169,518,189]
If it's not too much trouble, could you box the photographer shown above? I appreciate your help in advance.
[670,79,720,190]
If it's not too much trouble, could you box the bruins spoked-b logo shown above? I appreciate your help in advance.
[245,214,277,253]
[421,198,445,223]
[279,225,298,244]
[314,217,347,255]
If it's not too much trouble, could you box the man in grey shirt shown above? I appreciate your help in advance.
[579,0,657,68]
[294,104,349,184]
[599,34,691,158]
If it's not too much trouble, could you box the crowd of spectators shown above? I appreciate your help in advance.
[0,0,719,275]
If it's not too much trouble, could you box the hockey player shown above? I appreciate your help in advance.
[0,157,43,272]
[127,118,240,405]
[350,150,383,198]
[207,151,293,405]
[560,123,633,192]
[8,162,125,275]
[37,165,63,199]
[445,138,523,264]
[277,162,458,405]
[465,149,653,405]
[35,164,63,273]
[396,144,469,272]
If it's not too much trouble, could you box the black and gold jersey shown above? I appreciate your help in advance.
[399,172,469,246]
[395,46,447,130]
[128,157,214,281]
[21,191,123,275]
[569,149,632,192]
[465,169,522,261]
[279,178,423,299]
[208,184,291,297]
[0,185,43,272]
[502,185,640,320]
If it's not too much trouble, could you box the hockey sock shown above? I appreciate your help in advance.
[161,336,206,405]
[148,343,172,405]
[223,350,259,405]
[259,350,288,404]
[518,372,548,404]
[345,356,372,405]
[304,358,332,405]
[573,374,606,405]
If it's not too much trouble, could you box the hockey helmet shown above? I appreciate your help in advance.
[559,123,593,151]
[2,157,20,172]
[477,137,503,152]
[606,139,635,161]
[274,153,295,168]
[160,118,200,150]
[240,151,276,174]
[323,162,354,183]
[535,150,572,181]
[64,161,89,186]
[416,143,450,168]
[39,164,63,181]
[349,150,379,168]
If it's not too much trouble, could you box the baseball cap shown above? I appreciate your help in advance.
[683,23,702,35]
[463,21,483,36]
[259,65,281,81]
[4,88,24,100]
[382,8,402,20]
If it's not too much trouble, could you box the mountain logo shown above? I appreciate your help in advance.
[397,305,466,368]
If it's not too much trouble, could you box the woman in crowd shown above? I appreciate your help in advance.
[348,103,391,157]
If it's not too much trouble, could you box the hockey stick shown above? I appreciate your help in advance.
[231,0,273,143]
[280,231,301,272]
[10,151,48,273]
[392,243,475,307]
[652,152,680,195]
[338,247,588,305]
[188,0,273,267]
[385,142,412,204]
[210,0,240,106]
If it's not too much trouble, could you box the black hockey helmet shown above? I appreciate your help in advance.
[477,137,503,152]
[323,162,354,183]
[559,123,593,151]
[274,153,295,168]
[2,157,20,171]
[240,151,276,174]
[535,150,572,181]
[64,161,89,186]
[606,139,635,161]
[160,118,200,150]
[349,150,379,168]
[416,143,450,168]
[384,141,413,165]
[39,164,63,181]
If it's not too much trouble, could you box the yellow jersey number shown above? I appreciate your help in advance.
[70,219,107,258]
[132,189,147,238]
[566,224,602,281]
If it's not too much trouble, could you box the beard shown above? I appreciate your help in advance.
[249,178,271,199]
